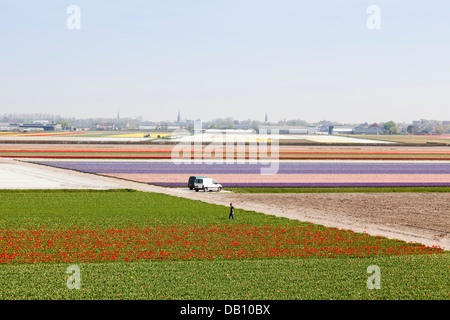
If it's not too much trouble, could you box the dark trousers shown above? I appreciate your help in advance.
[229,213,234,219]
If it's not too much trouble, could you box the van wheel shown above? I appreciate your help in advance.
[195,189,199,192]
[218,187,222,192]
[189,187,193,190]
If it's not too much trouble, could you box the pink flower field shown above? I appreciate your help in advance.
[103,173,450,186]
[31,160,450,187]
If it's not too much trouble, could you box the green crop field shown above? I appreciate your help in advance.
[0,189,448,300]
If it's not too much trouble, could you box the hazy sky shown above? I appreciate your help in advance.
[1,1,449,123]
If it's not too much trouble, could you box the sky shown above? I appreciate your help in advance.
[0,0,449,123]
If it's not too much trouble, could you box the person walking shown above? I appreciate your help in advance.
[229,203,234,219]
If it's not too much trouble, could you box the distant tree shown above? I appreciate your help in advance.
[286,119,308,127]
[358,122,368,127]
[443,124,450,133]
[226,118,235,129]
[57,121,71,130]
[383,121,400,135]
[424,125,434,135]
[406,125,414,134]
[434,126,445,135]
[407,124,420,135]
[251,120,260,133]
[209,118,235,129]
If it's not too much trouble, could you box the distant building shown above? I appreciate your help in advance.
[204,129,254,134]
[307,126,320,134]
[329,126,355,134]
[14,123,62,131]
[32,120,50,124]
[259,125,308,134]
[354,126,383,135]
[92,123,114,131]
[139,125,157,130]
[0,122,16,131]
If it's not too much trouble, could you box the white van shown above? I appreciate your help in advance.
[194,178,222,192]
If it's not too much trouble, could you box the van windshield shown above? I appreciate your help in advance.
[195,179,203,183]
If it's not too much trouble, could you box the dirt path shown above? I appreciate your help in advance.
[6,158,450,250]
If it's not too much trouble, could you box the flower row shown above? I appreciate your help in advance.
[0,224,443,264]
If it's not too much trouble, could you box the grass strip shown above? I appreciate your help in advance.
[0,254,448,300]
[228,186,450,193]
[0,189,135,194]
